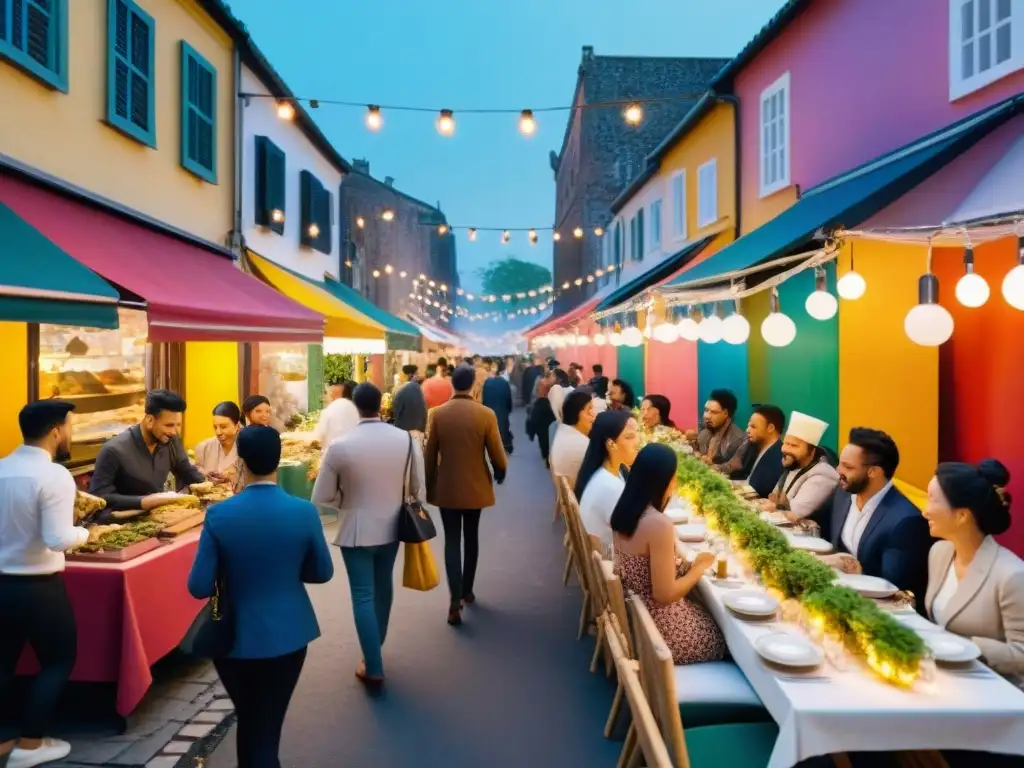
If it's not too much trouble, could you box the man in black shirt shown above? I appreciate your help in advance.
[391,365,428,435]
[89,390,204,511]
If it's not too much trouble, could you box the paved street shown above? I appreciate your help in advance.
[206,410,620,768]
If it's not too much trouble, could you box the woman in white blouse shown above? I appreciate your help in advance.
[922,458,1024,681]
[193,402,243,482]
[573,411,640,553]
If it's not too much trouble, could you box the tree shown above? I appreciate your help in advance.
[324,353,354,385]
[476,256,552,298]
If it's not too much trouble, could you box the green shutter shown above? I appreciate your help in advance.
[0,0,68,91]
[255,135,286,234]
[307,343,324,412]
[637,208,645,261]
[300,170,331,255]
[106,0,155,147]
[318,188,332,253]
[180,41,217,183]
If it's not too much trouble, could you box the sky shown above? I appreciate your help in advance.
[230,0,785,333]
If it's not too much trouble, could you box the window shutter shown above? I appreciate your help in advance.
[637,208,645,260]
[106,0,155,146]
[180,41,217,183]
[300,170,315,247]
[254,136,286,234]
[318,188,333,253]
[1,0,67,90]
[306,344,324,412]
[300,171,331,254]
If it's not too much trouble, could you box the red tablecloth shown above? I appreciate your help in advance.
[17,532,204,716]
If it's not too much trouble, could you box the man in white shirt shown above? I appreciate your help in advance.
[313,380,360,452]
[762,411,839,521]
[0,401,91,768]
[550,391,595,487]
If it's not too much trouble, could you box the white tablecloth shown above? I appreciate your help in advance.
[679,540,1024,768]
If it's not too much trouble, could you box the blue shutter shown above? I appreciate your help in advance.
[637,208,645,261]
[106,0,155,147]
[180,41,216,183]
[254,135,286,235]
[0,0,68,91]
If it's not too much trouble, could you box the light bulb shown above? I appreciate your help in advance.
[622,326,644,347]
[837,270,866,300]
[553,232,562,242]
[355,216,364,229]
[698,314,723,344]
[384,265,393,274]
[307,223,320,238]
[436,109,455,136]
[365,105,382,131]
[271,208,284,224]
[761,312,797,347]
[438,224,448,235]
[468,228,477,241]
[624,103,643,125]
[905,273,954,346]
[1003,264,1024,309]
[576,335,590,347]
[399,270,407,278]
[574,278,583,286]
[502,230,510,244]
[573,227,584,239]
[519,109,536,136]
[955,272,989,307]
[381,210,395,222]
[721,313,750,345]
[676,316,700,342]
[805,290,838,320]
[592,331,607,346]
[529,229,538,244]
[652,321,679,344]
[610,331,624,346]
[276,101,295,120]
[594,227,604,237]
[372,269,381,278]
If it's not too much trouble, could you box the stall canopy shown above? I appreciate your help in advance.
[666,94,1023,290]
[321,277,421,351]
[0,176,323,342]
[947,131,1024,223]
[403,313,462,346]
[0,201,120,328]
[596,235,714,313]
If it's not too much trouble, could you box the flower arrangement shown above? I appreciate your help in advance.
[670,447,926,685]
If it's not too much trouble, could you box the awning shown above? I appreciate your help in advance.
[320,277,421,350]
[0,175,324,342]
[596,235,714,312]
[404,313,461,346]
[0,201,120,328]
[948,131,1024,223]
[247,251,385,339]
[666,95,1023,289]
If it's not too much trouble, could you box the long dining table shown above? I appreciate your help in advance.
[675,520,1024,768]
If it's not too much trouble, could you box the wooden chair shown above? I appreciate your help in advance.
[627,595,778,768]
[553,472,574,586]
[559,476,602,639]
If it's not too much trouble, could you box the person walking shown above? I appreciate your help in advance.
[188,426,334,768]
[312,383,425,688]
[482,365,514,454]
[424,366,508,626]
[313,380,359,451]
[0,401,90,768]
[391,365,428,441]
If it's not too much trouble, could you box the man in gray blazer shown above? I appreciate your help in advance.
[311,383,425,687]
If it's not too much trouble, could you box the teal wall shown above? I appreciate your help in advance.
[617,343,646,403]
[697,339,751,433]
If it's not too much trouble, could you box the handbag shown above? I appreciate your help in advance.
[402,541,439,591]
[397,433,436,544]
[179,553,235,659]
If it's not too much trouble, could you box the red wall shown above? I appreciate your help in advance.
[934,238,1024,555]
[645,339,699,431]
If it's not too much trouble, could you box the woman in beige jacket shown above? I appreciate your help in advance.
[922,458,1024,682]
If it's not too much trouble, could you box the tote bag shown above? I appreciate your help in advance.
[402,541,439,591]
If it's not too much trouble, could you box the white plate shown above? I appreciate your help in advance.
[762,511,791,526]
[836,573,899,598]
[755,632,824,668]
[723,590,779,617]
[919,631,982,664]
[665,508,689,524]
[784,534,834,554]
[675,524,707,543]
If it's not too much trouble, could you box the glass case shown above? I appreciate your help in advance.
[257,343,309,430]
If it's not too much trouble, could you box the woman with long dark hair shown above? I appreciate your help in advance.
[640,395,675,430]
[611,444,726,665]
[575,412,640,552]
[526,376,557,467]
[609,379,636,411]
[193,402,244,481]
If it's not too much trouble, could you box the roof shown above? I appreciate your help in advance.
[709,0,812,92]
[345,169,448,219]
[197,1,351,175]
[666,95,1024,289]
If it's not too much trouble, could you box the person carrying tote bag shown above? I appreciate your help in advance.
[398,433,440,592]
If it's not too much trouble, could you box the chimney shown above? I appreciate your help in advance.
[582,45,594,62]
[352,158,370,175]
[384,176,394,187]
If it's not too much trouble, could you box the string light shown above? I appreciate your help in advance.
[529,229,538,244]
[468,228,477,241]
[502,230,510,244]
[573,227,584,239]
[365,105,382,131]
[594,227,604,237]
[1003,235,1024,309]
[384,265,393,274]
[271,209,284,224]
[372,269,381,278]
[438,224,449,235]
[519,109,536,136]
[307,223,320,238]
[355,216,365,229]
[381,210,395,222]
[437,109,456,136]
[399,270,407,278]
[553,232,562,242]
[276,101,295,120]
[954,240,989,307]
[624,102,643,125]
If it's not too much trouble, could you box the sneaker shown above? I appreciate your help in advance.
[9,739,72,768]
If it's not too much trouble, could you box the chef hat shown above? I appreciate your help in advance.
[786,411,829,447]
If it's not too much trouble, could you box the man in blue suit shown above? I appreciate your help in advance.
[482,363,514,454]
[819,427,932,614]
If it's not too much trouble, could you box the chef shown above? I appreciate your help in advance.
[89,390,205,510]
[761,411,839,521]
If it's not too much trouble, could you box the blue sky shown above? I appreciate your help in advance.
[231,0,784,329]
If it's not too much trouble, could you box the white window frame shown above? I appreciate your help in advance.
[649,199,662,252]
[759,72,791,199]
[670,170,687,241]
[697,159,718,228]
[949,0,1024,101]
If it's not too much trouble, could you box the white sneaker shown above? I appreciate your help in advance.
[9,739,72,768]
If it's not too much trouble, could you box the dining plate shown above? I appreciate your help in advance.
[723,590,779,618]
[755,632,824,668]
[919,631,982,664]
[675,524,707,543]
[762,511,791,526]
[836,573,899,598]
[784,534,834,554]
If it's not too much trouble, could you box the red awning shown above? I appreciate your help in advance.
[0,175,323,342]
[525,294,602,338]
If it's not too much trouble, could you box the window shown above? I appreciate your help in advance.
[614,221,622,267]
[759,72,790,198]
[0,0,68,90]
[649,199,662,251]
[254,135,286,235]
[950,0,1023,99]
[636,207,644,261]
[300,170,332,254]
[106,0,156,147]
[697,159,718,228]
[670,171,686,239]
[180,41,217,183]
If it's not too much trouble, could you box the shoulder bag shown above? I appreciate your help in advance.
[180,543,236,659]
[397,433,436,544]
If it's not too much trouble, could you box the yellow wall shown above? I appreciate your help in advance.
[0,0,234,245]
[184,341,239,449]
[0,323,29,456]
[837,240,938,490]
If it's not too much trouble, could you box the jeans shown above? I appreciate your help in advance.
[0,575,78,741]
[439,509,482,605]
[340,542,400,678]
[214,647,306,768]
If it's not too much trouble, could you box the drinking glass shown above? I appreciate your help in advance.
[823,633,848,671]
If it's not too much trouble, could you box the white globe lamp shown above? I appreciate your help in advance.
[954,247,989,308]
[721,312,750,345]
[622,325,644,347]
[1002,239,1024,310]
[904,274,954,346]
[697,312,723,344]
[652,320,679,344]
[836,270,866,300]
[760,289,796,347]
[805,267,838,320]
[609,330,623,347]
[592,329,607,346]
[675,313,700,342]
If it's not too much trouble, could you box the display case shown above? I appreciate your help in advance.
[257,342,309,430]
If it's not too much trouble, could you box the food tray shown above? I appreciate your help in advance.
[158,511,206,537]
[67,536,162,563]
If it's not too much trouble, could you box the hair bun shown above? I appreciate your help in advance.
[977,458,1010,491]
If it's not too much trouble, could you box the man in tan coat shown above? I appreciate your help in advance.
[424,365,508,626]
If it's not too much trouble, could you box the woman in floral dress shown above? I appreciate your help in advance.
[612,443,726,665]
